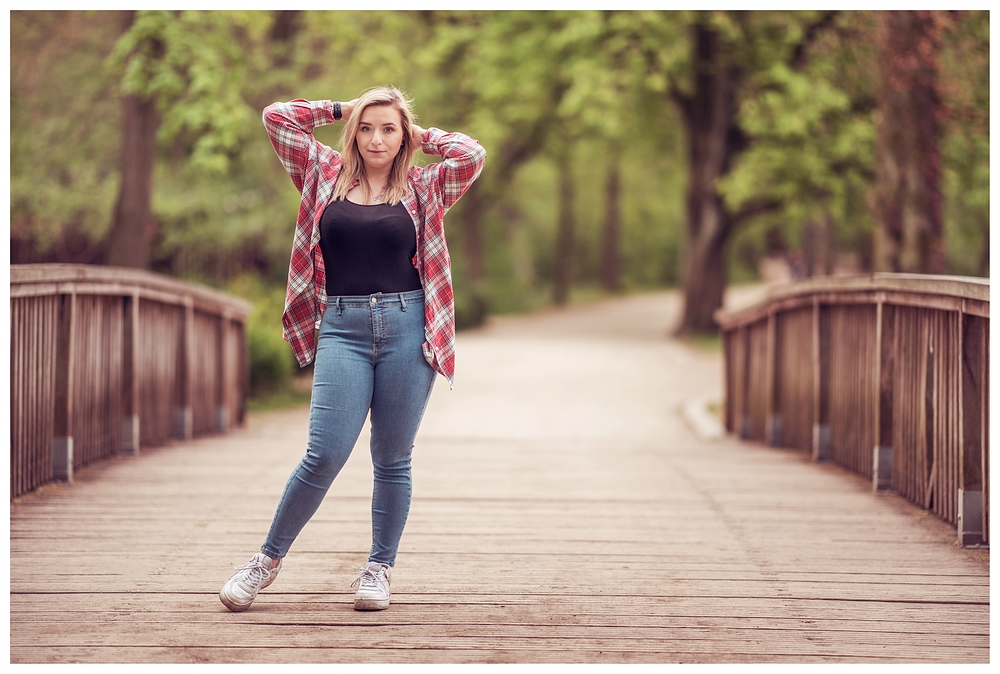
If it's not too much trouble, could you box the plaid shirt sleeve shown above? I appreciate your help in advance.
[409,128,487,387]
[417,128,488,211]
[263,99,340,367]
[263,99,338,193]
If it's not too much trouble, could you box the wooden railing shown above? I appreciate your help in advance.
[716,273,989,547]
[10,264,252,499]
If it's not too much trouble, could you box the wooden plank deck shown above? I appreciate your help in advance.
[9,288,989,664]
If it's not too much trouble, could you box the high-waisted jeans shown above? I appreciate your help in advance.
[261,290,435,567]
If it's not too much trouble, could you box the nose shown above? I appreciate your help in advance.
[371,131,384,147]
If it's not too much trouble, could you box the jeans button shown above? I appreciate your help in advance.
[371,297,377,304]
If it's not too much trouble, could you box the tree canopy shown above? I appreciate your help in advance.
[10,10,990,328]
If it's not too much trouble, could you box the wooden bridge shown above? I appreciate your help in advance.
[9,266,989,664]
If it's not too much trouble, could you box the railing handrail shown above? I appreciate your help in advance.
[10,263,252,319]
[716,273,989,328]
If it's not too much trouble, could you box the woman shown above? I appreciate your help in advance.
[220,87,486,612]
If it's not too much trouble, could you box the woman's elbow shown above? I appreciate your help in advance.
[262,102,285,127]
[470,142,487,167]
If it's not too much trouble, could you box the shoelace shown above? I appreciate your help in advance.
[351,566,385,591]
[234,559,271,587]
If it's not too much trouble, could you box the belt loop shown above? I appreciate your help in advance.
[336,296,342,316]
[399,293,407,312]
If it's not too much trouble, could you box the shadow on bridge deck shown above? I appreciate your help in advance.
[9,286,989,664]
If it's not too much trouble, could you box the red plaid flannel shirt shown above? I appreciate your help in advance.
[263,99,486,386]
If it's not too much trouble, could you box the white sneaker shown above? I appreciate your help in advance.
[352,561,391,610]
[220,553,282,612]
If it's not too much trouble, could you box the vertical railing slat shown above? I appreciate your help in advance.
[52,293,76,482]
[175,298,194,441]
[958,313,986,545]
[121,293,140,455]
[873,301,895,491]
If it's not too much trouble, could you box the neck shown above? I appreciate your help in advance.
[365,167,391,190]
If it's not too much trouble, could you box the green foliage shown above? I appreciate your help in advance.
[720,11,988,279]
[680,331,723,354]
[721,12,877,246]
[227,275,298,398]
[454,284,490,331]
[9,9,991,321]
[109,10,268,176]
[939,10,990,277]
[246,386,312,413]
[10,11,123,258]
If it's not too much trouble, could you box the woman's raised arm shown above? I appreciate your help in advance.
[415,126,487,210]
[263,98,357,192]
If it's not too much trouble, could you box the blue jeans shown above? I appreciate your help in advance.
[261,290,435,566]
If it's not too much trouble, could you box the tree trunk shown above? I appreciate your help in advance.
[872,10,945,274]
[681,225,730,333]
[675,22,743,334]
[803,212,834,277]
[553,146,575,305]
[105,11,161,269]
[601,141,622,293]
[270,10,301,68]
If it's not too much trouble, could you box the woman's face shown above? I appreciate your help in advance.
[355,104,404,173]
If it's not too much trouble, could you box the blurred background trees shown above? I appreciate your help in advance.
[10,10,989,395]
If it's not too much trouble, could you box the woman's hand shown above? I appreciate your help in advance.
[340,98,359,121]
[410,123,426,149]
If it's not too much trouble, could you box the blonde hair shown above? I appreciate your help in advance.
[332,86,417,206]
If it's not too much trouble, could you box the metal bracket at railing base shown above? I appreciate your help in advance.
[738,414,752,440]
[958,489,986,547]
[174,406,193,441]
[120,415,140,456]
[873,445,893,492]
[215,406,229,433]
[52,436,74,482]
[812,424,830,462]
[766,414,783,447]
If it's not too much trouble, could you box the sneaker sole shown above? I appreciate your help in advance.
[354,597,390,611]
[219,590,252,612]
[218,566,279,613]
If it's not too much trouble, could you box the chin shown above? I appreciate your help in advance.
[365,156,391,169]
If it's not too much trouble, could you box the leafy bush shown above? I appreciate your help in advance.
[248,310,295,397]
[228,275,297,398]
[454,284,490,331]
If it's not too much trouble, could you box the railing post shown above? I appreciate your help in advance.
[52,292,76,481]
[812,300,831,461]
[738,325,751,439]
[239,319,249,426]
[958,312,986,546]
[873,299,895,491]
[120,292,141,455]
[765,310,782,446]
[215,314,229,432]
[722,329,733,434]
[174,297,194,440]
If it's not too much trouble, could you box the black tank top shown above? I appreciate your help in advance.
[319,198,422,297]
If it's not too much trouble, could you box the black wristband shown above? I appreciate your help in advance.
[333,101,342,121]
